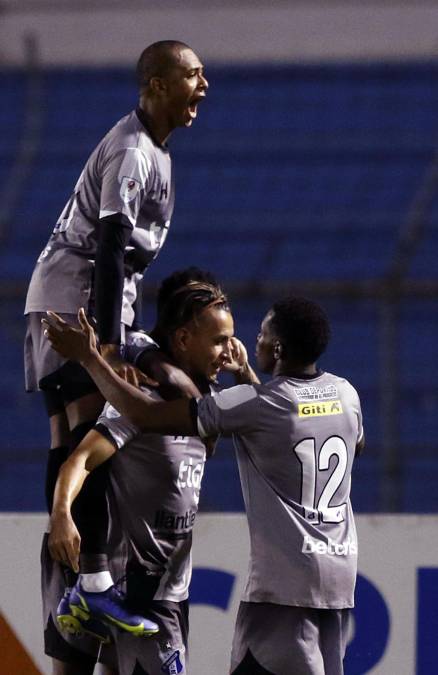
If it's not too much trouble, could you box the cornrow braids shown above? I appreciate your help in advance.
[154,282,230,349]
[155,267,219,316]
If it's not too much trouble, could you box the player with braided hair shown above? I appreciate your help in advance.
[46,271,257,675]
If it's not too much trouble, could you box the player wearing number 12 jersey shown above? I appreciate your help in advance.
[43,296,364,675]
[197,299,364,675]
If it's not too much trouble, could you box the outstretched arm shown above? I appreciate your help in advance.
[49,429,116,571]
[43,310,196,436]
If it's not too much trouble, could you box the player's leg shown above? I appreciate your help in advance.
[42,506,111,675]
[25,313,70,515]
[230,602,325,675]
[116,565,187,675]
[43,389,120,673]
[24,314,107,674]
[59,381,158,637]
[319,608,351,675]
[64,387,109,579]
[44,390,70,513]
[41,402,115,673]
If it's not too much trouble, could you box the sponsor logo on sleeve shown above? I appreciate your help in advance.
[120,176,141,203]
[298,400,343,418]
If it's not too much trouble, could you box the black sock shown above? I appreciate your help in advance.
[69,421,111,562]
[79,553,110,575]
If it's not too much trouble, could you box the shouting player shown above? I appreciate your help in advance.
[24,41,208,675]
[44,297,364,675]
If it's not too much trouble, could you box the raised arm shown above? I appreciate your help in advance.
[224,337,260,385]
[49,429,116,571]
[43,310,196,436]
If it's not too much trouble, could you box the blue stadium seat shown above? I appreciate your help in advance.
[2,63,438,511]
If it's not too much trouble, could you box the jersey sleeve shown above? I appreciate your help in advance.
[196,384,260,438]
[96,401,141,449]
[122,330,159,366]
[356,393,364,444]
[346,382,364,444]
[99,147,152,228]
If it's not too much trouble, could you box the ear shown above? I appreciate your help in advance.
[148,76,167,94]
[173,326,191,353]
[273,341,283,361]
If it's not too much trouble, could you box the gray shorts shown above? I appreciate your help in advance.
[230,601,351,675]
[115,600,189,675]
[24,312,144,394]
[24,312,98,395]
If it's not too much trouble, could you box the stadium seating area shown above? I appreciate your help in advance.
[1,62,438,511]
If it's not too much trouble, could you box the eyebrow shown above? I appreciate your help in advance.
[185,64,204,72]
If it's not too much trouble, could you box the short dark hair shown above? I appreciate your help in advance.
[156,267,218,314]
[270,297,331,365]
[136,40,192,87]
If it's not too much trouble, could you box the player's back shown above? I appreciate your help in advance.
[197,370,363,609]
[237,372,362,609]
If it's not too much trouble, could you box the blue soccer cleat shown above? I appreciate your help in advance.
[56,587,112,644]
[69,581,159,637]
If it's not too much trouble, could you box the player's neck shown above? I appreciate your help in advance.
[274,361,319,379]
[138,101,172,145]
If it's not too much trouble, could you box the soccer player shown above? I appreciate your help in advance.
[24,41,208,675]
[44,297,364,675]
[47,280,255,675]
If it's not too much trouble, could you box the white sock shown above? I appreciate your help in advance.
[79,571,113,592]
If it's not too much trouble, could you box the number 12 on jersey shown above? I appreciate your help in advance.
[294,436,348,524]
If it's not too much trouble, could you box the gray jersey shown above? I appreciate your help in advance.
[196,371,363,609]
[98,391,206,603]
[25,110,174,327]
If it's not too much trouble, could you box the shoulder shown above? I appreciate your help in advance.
[210,384,259,410]
[102,111,153,155]
[323,371,361,404]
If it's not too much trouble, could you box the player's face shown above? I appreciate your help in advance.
[255,311,277,373]
[163,48,208,128]
[184,307,234,381]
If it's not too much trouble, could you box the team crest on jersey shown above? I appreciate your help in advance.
[161,649,184,674]
[120,176,141,203]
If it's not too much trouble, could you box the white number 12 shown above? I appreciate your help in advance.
[294,436,348,523]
